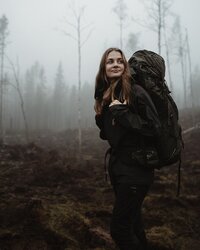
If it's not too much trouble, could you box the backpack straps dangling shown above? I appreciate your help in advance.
[176,158,182,197]
[104,147,112,182]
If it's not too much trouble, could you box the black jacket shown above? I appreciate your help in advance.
[95,84,161,185]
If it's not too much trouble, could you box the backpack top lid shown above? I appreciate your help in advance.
[129,49,166,83]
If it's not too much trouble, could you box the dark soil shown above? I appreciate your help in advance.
[0,109,199,250]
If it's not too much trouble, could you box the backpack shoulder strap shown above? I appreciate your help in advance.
[131,84,161,133]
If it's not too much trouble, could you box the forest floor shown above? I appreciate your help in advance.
[0,109,200,250]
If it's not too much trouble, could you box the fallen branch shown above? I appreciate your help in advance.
[182,123,200,135]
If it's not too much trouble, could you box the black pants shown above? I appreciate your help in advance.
[110,184,149,250]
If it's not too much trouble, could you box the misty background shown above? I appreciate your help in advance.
[0,0,200,141]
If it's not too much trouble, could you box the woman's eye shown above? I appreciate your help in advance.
[107,60,113,64]
[106,59,123,64]
[118,59,124,64]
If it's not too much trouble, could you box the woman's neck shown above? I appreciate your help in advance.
[110,79,122,101]
[110,78,120,85]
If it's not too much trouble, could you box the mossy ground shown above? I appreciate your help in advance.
[0,110,199,250]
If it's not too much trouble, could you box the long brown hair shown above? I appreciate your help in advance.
[94,48,132,114]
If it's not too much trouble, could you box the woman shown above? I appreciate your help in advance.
[94,48,160,250]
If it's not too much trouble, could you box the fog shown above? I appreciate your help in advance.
[0,0,200,134]
[1,0,200,85]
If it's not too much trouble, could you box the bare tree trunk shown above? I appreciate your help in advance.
[16,85,30,143]
[7,57,30,143]
[62,5,93,159]
[180,53,187,108]
[186,29,195,125]
[163,20,173,92]
[77,15,82,157]
[177,29,187,108]
[165,42,173,92]
[158,0,162,54]
[0,15,9,144]
[113,0,127,50]
[120,18,123,49]
[0,43,4,144]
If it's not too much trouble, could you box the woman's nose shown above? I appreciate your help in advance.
[113,60,118,67]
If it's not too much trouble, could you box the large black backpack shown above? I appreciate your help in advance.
[128,49,184,195]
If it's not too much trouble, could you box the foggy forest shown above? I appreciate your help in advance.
[0,0,199,249]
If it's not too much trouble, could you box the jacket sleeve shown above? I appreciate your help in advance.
[95,114,107,140]
[109,91,161,137]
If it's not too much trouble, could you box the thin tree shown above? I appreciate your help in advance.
[186,29,195,125]
[173,17,188,108]
[6,57,30,142]
[163,16,173,92]
[192,66,200,107]
[35,66,46,132]
[113,0,128,50]
[0,15,9,144]
[139,0,173,54]
[157,0,162,54]
[61,3,93,157]
[179,32,187,108]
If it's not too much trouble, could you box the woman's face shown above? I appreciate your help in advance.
[105,50,125,82]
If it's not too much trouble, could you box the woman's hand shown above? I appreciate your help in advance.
[109,99,127,107]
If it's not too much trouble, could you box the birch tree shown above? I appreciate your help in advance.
[61,3,93,157]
